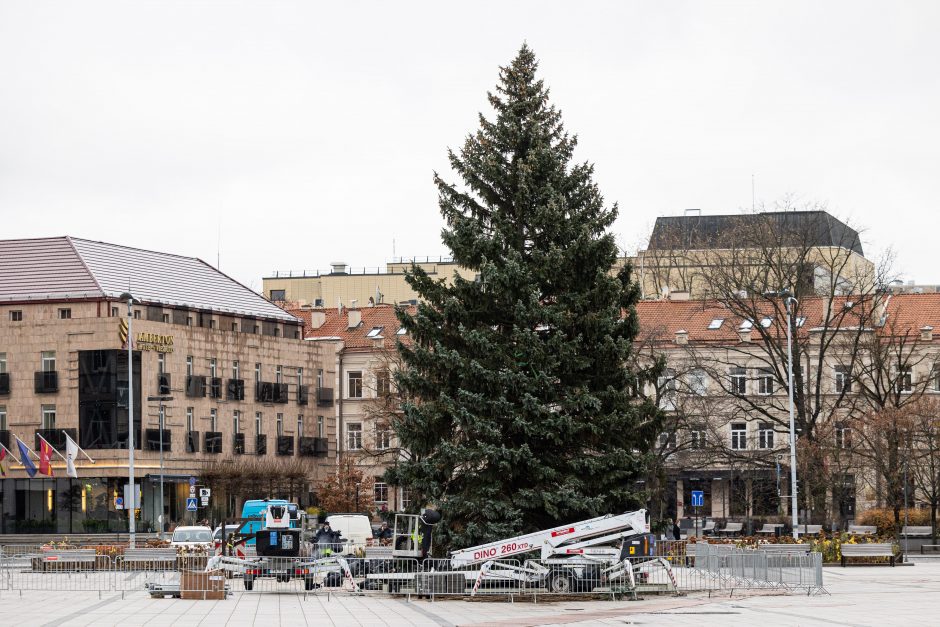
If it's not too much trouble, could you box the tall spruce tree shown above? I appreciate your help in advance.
[387,45,660,550]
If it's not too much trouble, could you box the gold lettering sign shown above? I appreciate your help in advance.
[135,332,175,353]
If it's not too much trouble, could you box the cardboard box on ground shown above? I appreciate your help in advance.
[180,569,226,600]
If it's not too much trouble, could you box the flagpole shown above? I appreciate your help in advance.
[0,441,22,464]
[14,435,39,459]
[63,430,96,463]
[35,432,69,464]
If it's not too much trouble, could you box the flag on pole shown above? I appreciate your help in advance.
[16,438,37,478]
[0,446,8,477]
[65,433,79,478]
[38,439,55,477]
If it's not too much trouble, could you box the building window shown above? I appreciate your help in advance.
[317,369,324,389]
[400,488,412,510]
[835,422,852,449]
[757,368,775,395]
[348,371,363,398]
[209,319,216,329]
[270,289,286,301]
[41,351,56,372]
[376,370,391,397]
[376,426,392,450]
[232,322,238,332]
[658,431,677,451]
[210,358,217,378]
[688,369,707,396]
[186,356,194,377]
[297,415,304,437]
[835,365,852,394]
[276,413,283,436]
[730,367,747,395]
[233,410,240,432]
[187,408,194,432]
[162,313,170,323]
[210,408,217,432]
[317,415,324,438]
[0,405,7,430]
[255,363,262,383]
[233,361,240,380]
[347,423,362,450]
[186,316,193,326]
[58,308,71,319]
[276,366,283,384]
[707,318,724,330]
[255,412,263,435]
[110,307,119,317]
[899,367,913,393]
[758,423,775,449]
[933,367,940,393]
[366,326,384,339]
[157,352,165,374]
[41,404,56,429]
[730,423,747,450]
[0,352,6,374]
[9,310,22,322]
[374,482,388,504]
[689,427,706,449]
[657,369,677,408]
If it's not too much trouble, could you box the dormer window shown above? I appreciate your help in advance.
[739,320,753,330]
[366,326,384,339]
[707,319,724,330]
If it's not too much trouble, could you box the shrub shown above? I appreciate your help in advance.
[856,508,930,536]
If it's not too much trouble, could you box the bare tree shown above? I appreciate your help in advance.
[909,397,940,541]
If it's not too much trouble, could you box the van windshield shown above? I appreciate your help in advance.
[173,529,212,543]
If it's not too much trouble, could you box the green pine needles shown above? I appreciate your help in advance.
[386,45,661,551]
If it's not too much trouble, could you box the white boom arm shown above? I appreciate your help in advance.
[449,509,648,568]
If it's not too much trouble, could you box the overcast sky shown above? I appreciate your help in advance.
[1,1,938,291]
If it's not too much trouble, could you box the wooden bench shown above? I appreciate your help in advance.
[795,524,823,536]
[920,544,940,554]
[718,522,743,536]
[121,548,178,570]
[841,543,895,566]
[847,525,876,536]
[758,543,811,555]
[37,549,97,571]
[900,526,932,538]
[756,523,784,535]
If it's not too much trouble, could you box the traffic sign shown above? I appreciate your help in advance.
[186,497,198,511]
[691,490,704,508]
[189,476,197,486]
[200,497,209,506]
[115,496,124,510]
[199,488,211,498]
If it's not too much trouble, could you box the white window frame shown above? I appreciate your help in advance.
[210,408,217,432]
[41,404,56,430]
[374,482,388,504]
[0,352,7,374]
[376,426,392,450]
[276,413,284,436]
[41,351,56,372]
[186,408,194,432]
[347,423,363,450]
[758,423,775,449]
[186,356,194,377]
[899,367,913,393]
[834,365,852,394]
[730,423,747,450]
[255,412,263,436]
[757,368,775,395]
[689,427,706,450]
[0,405,7,431]
[317,415,324,438]
[347,371,363,399]
[730,367,747,395]
[688,369,707,396]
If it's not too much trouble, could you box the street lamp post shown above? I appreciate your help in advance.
[766,290,801,539]
[120,292,137,548]
[148,395,173,540]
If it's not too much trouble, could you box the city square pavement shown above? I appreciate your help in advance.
[1,563,938,626]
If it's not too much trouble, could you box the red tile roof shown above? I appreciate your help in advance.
[292,304,416,350]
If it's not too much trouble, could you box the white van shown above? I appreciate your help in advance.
[325,514,374,554]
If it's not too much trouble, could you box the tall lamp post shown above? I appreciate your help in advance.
[120,292,137,548]
[148,395,173,539]
[766,290,801,539]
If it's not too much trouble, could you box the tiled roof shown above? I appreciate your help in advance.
[636,293,940,344]
[295,304,416,349]
[0,236,297,322]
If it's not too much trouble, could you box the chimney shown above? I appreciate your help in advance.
[922,326,934,342]
[347,309,361,329]
[670,291,690,302]
[675,329,688,345]
[309,311,326,329]
[330,261,348,275]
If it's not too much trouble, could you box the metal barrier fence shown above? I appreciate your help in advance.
[0,543,824,598]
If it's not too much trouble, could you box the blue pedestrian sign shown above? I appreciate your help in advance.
[189,476,197,486]
[186,497,198,511]
[691,490,704,508]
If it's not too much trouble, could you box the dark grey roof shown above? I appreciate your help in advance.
[648,211,864,256]
[0,236,298,322]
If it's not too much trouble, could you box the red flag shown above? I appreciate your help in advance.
[39,440,54,477]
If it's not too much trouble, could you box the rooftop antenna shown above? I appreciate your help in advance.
[751,174,756,212]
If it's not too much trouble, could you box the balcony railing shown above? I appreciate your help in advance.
[256,382,274,403]
[34,371,58,393]
[0,429,10,450]
[256,434,267,455]
[273,383,290,404]
[204,431,222,454]
[186,375,207,398]
[233,433,245,454]
[35,428,76,451]
[316,387,334,406]
[186,430,200,453]
[0,372,10,395]
[298,385,309,406]
[145,428,171,451]
[313,437,328,456]
[227,379,245,401]
[157,373,171,395]
[298,436,316,456]
[276,435,294,456]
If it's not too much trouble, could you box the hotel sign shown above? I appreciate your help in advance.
[119,320,174,353]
